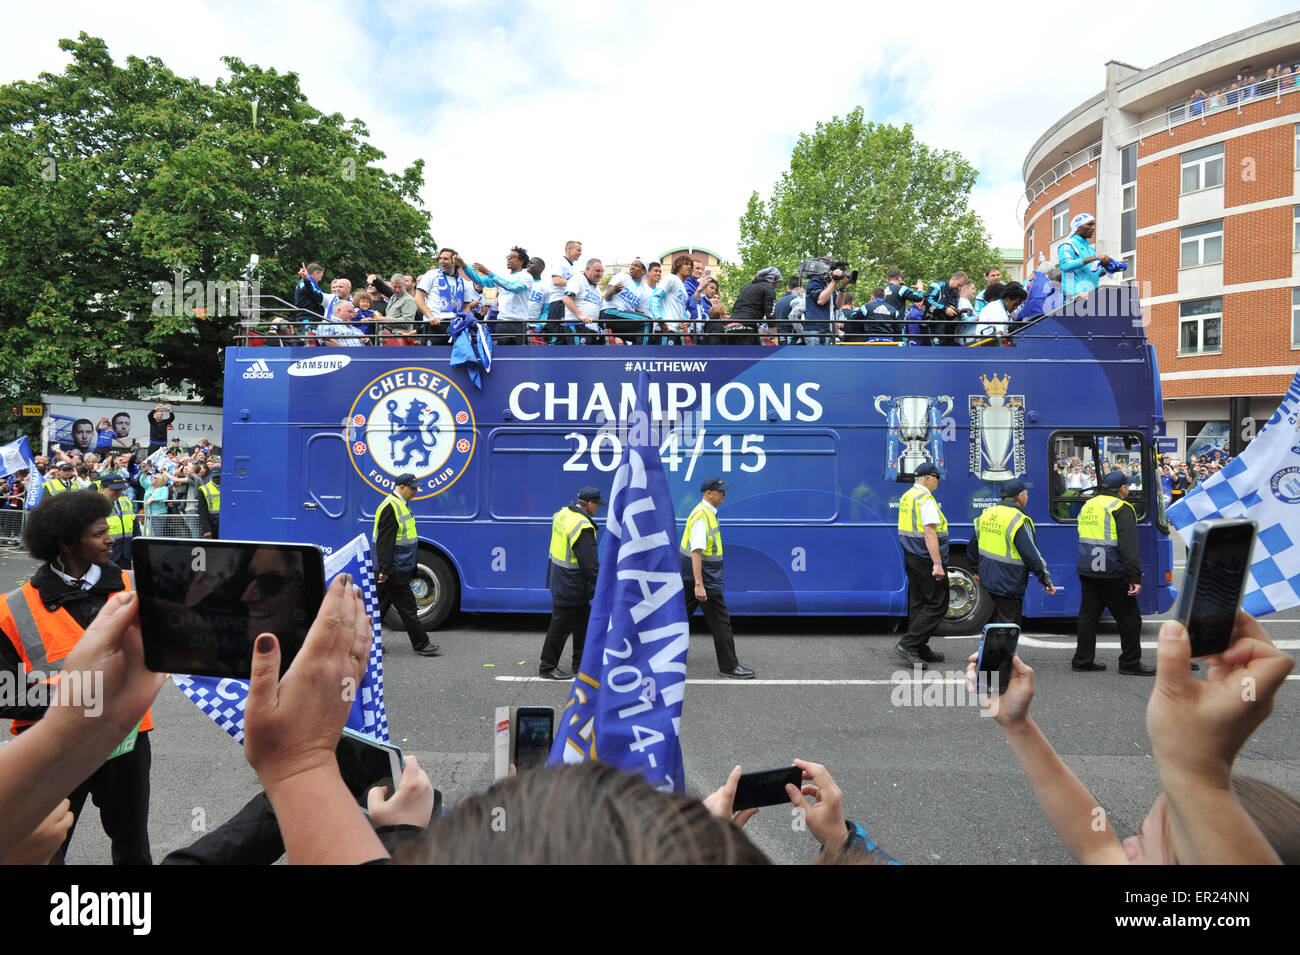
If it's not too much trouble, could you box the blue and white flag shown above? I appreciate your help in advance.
[172,533,390,743]
[449,312,494,389]
[0,437,42,507]
[547,373,689,792]
[1168,368,1300,616]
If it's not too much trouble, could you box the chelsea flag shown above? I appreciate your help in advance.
[1168,368,1300,616]
[547,373,689,792]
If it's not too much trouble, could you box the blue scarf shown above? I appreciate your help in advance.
[449,312,494,389]
[436,272,465,314]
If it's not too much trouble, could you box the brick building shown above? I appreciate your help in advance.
[1020,13,1300,460]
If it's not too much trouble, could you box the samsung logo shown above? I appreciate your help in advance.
[288,356,352,377]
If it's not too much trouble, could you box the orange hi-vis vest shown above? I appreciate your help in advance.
[0,573,153,735]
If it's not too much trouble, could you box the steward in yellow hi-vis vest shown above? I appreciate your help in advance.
[374,473,439,657]
[1072,470,1152,675]
[894,462,949,670]
[100,475,137,569]
[197,469,221,538]
[539,486,604,680]
[680,477,752,679]
[40,462,77,505]
[967,480,1056,626]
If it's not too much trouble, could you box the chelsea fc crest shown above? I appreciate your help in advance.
[347,366,477,499]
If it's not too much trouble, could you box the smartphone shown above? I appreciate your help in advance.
[976,623,1020,695]
[132,538,326,678]
[733,766,803,812]
[336,728,404,808]
[1175,518,1256,658]
[513,706,555,772]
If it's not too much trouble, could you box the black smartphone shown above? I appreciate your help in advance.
[336,728,404,808]
[976,623,1020,695]
[1175,519,1256,658]
[132,538,326,678]
[513,706,555,772]
[733,766,803,812]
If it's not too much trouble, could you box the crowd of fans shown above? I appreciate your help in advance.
[1187,61,1300,115]
[260,246,1037,349]
[0,563,1293,866]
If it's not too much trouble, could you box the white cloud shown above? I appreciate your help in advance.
[6,0,1297,274]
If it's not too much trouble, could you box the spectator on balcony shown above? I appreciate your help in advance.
[318,300,367,347]
[1190,89,1206,116]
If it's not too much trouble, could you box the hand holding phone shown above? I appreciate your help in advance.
[976,623,1020,695]
[337,728,404,808]
[1174,519,1256,657]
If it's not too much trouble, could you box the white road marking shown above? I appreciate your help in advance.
[494,677,963,686]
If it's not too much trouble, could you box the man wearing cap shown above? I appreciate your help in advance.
[1073,471,1153,674]
[197,467,221,539]
[40,461,77,505]
[1057,213,1111,298]
[681,478,754,679]
[100,476,137,569]
[967,481,1055,626]
[539,486,604,680]
[375,474,439,657]
[894,462,949,670]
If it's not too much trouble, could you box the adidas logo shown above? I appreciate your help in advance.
[242,359,274,380]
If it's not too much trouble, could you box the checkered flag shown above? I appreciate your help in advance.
[172,533,389,744]
[1168,368,1300,616]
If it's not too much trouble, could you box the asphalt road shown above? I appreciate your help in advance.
[2,542,1296,866]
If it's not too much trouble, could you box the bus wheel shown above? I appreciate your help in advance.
[936,555,993,636]
[385,548,458,630]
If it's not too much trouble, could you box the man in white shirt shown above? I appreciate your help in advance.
[562,258,608,345]
[525,257,549,340]
[465,246,533,345]
[601,255,650,344]
[415,248,470,346]
[546,240,582,338]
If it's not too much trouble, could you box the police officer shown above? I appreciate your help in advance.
[40,460,77,504]
[681,477,754,679]
[197,467,221,539]
[894,462,948,670]
[539,486,604,680]
[967,480,1055,625]
[1073,471,1154,675]
[100,476,137,569]
[375,473,439,657]
[0,490,154,863]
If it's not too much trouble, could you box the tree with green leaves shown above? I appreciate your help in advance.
[0,33,433,420]
[726,109,997,300]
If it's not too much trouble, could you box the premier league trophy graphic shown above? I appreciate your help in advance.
[875,394,953,480]
[969,373,1025,482]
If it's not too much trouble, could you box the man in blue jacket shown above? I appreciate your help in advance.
[967,481,1055,626]
[1057,213,1111,298]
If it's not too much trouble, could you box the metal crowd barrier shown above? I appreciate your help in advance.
[0,509,25,545]
[137,513,203,538]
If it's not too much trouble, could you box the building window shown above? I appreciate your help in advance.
[1181,143,1224,193]
[1293,288,1300,348]
[1180,220,1223,268]
[1179,297,1222,355]
[1295,123,1299,170]
[1051,201,1070,241]
[1027,224,1035,263]
[1294,205,1299,252]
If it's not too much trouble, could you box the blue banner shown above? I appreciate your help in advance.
[173,533,390,743]
[547,373,689,792]
[0,437,42,508]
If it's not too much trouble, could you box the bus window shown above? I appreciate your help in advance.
[1049,431,1148,522]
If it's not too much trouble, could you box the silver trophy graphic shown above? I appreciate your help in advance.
[875,394,953,476]
[975,374,1017,481]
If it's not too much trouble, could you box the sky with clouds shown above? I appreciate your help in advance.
[5,0,1296,272]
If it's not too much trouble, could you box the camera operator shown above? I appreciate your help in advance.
[804,259,854,345]
[923,271,967,346]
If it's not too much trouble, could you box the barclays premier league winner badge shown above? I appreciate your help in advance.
[346,366,477,499]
